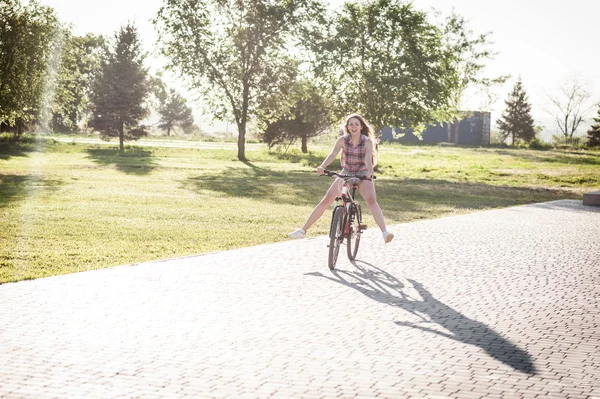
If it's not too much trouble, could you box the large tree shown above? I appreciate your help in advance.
[497,78,536,144]
[157,88,194,137]
[308,0,460,134]
[154,0,321,161]
[0,0,60,135]
[88,24,150,152]
[587,106,600,148]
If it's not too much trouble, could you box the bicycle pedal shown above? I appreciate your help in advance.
[359,224,367,230]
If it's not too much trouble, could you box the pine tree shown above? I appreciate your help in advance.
[88,24,150,152]
[157,88,194,137]
[587,106,600,147]
[497,78,536,144]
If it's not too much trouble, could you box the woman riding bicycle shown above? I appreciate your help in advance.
[288,113,394,244]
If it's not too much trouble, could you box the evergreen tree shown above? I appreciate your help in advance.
[157,88,193,137]
[497,78,536,144]
[587,106,600,148]
[88,24,150,152]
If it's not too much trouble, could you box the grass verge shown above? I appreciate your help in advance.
[1,137,598,283]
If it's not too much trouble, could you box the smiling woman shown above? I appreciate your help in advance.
[288,114,395,244]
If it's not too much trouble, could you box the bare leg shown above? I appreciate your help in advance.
[302,179,341,231]
[357,180,387,232]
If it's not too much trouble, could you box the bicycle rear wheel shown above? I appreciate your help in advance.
[328,206,345,269]
[347,203,362,260]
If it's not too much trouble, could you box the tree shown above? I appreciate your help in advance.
[0,0,60,135]
[308,0,460,135]
[157,88,194,137]
[587,106,600,148]
[88,24,150,152]
[497,78,536,144]
[52,33,105,132]
[438,11,508,143]
[154,0,321,161]
[547,76,596,141]
[257,80,336,153]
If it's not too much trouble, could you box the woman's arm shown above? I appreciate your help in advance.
[317,137,344,174]
[364,138,374,177]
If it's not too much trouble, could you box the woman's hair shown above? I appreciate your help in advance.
[343,113,378,168]
[343,113,374,139]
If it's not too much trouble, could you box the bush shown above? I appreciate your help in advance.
[528,139,551,150]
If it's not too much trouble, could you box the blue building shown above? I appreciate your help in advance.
[380,112,491,145]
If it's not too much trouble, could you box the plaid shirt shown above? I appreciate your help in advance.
[341,134,368,173]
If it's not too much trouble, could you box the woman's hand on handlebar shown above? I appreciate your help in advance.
[317,165,326,175]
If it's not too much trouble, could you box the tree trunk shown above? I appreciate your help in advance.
[237,82,249,162]
[237,122,246,162]
[16,118,23,139]
[167,125,171,137]
[301,134,308,153]
[454,123,459,144]
[119,122,124,153]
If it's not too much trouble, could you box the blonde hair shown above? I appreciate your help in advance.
[343,113,378,168]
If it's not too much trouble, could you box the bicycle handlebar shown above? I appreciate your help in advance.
[322,170,375,180]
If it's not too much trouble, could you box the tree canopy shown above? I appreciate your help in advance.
[308,0,460,133]
[52,33,104,132]
[0,0,60,134]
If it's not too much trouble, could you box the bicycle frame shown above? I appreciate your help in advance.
[324,170,373,269]
[337,178,360,235]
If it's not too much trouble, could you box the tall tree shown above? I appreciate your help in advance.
[257,79,336,153]
[157,88,194,137]
[308,0,459,134]
[547,76,596,141]
[497,78,536,144]
[0,0,60,135]
[587,106,600,148]
[88,24,150,152]
[154,0,321,161]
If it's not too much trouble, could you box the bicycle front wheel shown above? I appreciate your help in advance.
[347,203,362,261]
[328,206,345,269]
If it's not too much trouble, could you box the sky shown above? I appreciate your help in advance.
[38,0,600,134]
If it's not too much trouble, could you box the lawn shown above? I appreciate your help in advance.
[1,136,598,283]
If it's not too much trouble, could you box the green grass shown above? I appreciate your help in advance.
[1,137,599,284]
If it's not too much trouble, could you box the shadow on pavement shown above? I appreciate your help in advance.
[306,261,537,375]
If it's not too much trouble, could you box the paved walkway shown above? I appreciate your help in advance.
[1,200,599,399]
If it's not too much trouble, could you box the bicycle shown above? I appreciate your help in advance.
[323,170,373,269]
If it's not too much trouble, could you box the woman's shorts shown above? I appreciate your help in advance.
[341,168,370,177]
